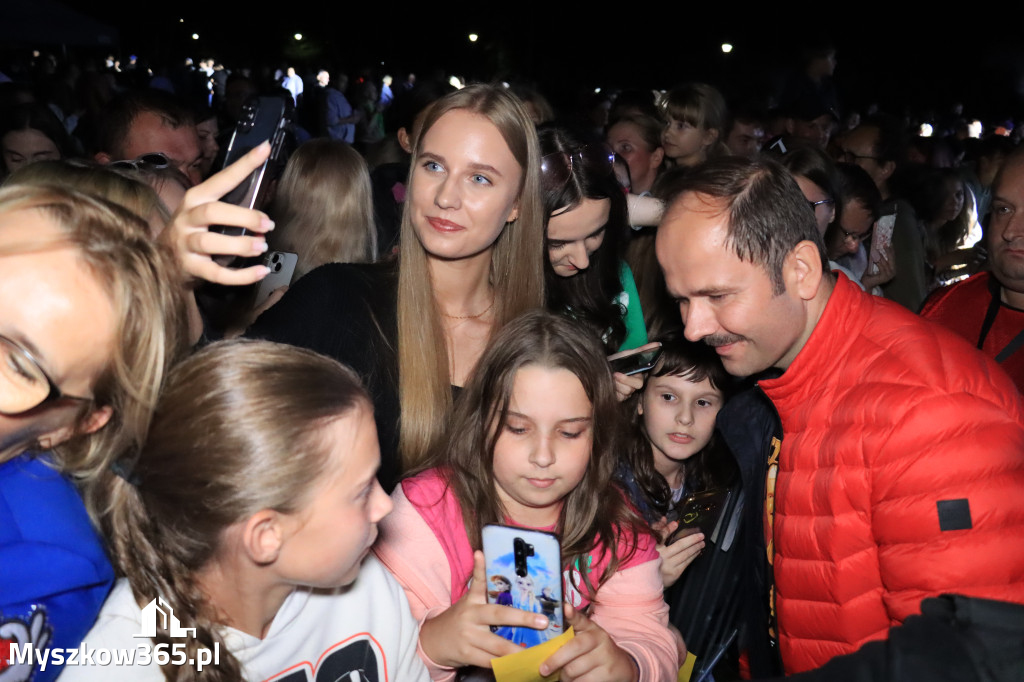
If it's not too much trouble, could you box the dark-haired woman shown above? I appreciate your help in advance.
[540,127,647,355]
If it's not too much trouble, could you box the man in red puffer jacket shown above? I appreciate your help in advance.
[656,156,1024,675]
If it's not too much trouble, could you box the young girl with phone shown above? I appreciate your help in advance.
[618,334,736,588]
[67,340,428,682]
[374,310,677,681]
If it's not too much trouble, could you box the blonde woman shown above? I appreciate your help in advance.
[0,184,187,682]
[269,138,377,280]
[248,84,545,490]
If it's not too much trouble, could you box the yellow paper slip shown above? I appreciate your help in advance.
[491,627,575,682]
[678,651,696,682]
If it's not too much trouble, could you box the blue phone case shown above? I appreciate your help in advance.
[482,524,564,648]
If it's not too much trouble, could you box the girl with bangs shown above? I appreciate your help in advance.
[659,83,730,169]
[618,334,737,589]
[374,310,678,681]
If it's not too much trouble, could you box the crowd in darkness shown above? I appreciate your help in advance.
[1,39,1023,682]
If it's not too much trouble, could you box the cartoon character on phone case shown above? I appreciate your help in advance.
[489,575,513,607]
[506,575,544,648]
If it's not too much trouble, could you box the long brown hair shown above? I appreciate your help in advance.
[420,310,648,597]
[96,340,369,681]
[397,84,545,469]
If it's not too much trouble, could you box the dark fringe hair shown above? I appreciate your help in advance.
[539,127,630,352]
[623,333,737,518]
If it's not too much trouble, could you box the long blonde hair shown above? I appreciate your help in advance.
[0,184,188,499]
[6,160,172,233]
[98,339,370,682]
[397,84,545,469]
[269,139,377,279]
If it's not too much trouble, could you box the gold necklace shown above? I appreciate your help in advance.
[441,298,495,320]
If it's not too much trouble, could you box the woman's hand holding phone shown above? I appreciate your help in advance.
[540,603,639,682]
[652,517,705,588]
[419,551,548,669]
[161,141,275,287]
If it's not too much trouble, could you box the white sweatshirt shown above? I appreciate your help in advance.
[58,556,427,682]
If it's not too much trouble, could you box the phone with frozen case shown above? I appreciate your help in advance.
[482,524,563,648]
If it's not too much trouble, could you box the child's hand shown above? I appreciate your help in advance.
[160,141,275,287]
[655,521,705,587]
[419,551,549,669]
[540,603,639,682]
[611,372,644,402]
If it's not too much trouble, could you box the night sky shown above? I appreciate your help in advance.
[14,2,1024,124]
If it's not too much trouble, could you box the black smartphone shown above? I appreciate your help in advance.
[667,488,731,545]
[211,95,289,236]
[609,345,663,376]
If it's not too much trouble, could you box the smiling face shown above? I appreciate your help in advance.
[409,109,522,264]
[492,365,593,528]
[278,405,392,588]
[639,371,723,480]
[0,208,116,460]
[656,193,816,377]
[546,197,610,277]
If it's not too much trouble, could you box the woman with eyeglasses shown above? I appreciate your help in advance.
[248,84,545,484]
[0,184,187,682]
[539,127,647,356]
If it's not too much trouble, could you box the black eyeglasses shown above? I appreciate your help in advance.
[0,334,92,416]
[809,198,834,211]
[840,227,873,244]
[540,143,616,193]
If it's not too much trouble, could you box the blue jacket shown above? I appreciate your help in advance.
[0,453,113,681]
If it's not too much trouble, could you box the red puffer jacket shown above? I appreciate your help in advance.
[759,274,1024,674]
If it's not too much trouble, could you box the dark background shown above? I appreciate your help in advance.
[8,2,1024,123]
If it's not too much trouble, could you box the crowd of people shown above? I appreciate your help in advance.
[1,41,1023,682]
